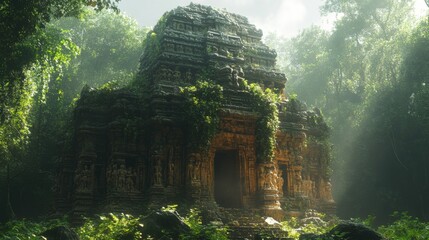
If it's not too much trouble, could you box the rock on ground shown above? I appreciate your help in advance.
[300,222,386,240]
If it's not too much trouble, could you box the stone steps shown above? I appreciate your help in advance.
[228,225,290,240]
[218,208,291,240]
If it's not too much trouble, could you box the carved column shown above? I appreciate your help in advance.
[199,154,211,198]
[292,166,303,197]
[240,144,257,207]
[73,127,97,217]
[257,162,283,220]
[147,129,166,203]
[186,152,203,200]
[164,128,183,196]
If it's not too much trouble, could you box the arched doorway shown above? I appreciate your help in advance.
[214,149,241,208]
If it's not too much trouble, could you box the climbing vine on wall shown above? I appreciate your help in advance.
[181,78,279,159]
[243,81,280,162]
[180,80,223,150]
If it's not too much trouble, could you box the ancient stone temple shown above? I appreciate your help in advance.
[56,3,334,232]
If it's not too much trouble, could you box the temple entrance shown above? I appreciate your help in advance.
[214,150,241,208]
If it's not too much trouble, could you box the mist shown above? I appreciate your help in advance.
[265,0,429,224]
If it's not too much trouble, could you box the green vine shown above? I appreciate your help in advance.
[243,80,280,162]
[180,78,279,160]
[180,80,223,150]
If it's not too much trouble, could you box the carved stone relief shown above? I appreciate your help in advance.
[106,163,138,192]
[75,164,93,193]
[153,155,163,186]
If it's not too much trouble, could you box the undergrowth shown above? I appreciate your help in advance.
[1,211,428,239]
[378,212,429,240]
[281,212,429,240]
[180,208,229,240]
[0,217,68,240]
[0,206,228,240]
[78,213,143,240]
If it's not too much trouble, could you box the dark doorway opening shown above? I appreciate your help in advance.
[214,150,241,208]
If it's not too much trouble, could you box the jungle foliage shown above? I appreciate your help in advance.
[266,0,429,223]
[0,0,120,119]
[181,79,280,162]
[244,81,280,163]
[0,208,229,240]
[181,80,224,150]
[0,8,148,221]
[1,211,429,239]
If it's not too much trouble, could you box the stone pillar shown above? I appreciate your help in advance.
[186,152,202,200]
[292,166,303,197]
[199,156,211,198]
[145,126,168,201]
[72,127,97,219]
[257,163,284,220]
[148,151,165,199]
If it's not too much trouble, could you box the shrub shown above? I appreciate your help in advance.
[77,213,143,240]
[0,217,68,240]
[180,208,229,240]
[377,212,429,240]
[280,213,339,239]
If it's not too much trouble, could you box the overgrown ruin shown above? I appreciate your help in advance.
[56,3,335,237]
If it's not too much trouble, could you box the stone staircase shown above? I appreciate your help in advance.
[218,208,292,240]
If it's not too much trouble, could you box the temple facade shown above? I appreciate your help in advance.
[56,3,334,222]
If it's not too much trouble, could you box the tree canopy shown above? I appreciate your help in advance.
[266,0,429,223]
[0,6,148,221]
[0,0,120,121]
